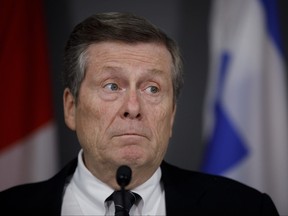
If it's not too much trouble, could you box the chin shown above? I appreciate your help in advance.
[118,147,148,165]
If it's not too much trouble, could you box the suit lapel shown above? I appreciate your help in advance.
[160,161,209,215]
[46,158,78,215]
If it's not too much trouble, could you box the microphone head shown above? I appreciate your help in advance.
[116,165,132,188]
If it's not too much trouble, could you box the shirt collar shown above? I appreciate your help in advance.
[72,150,114,214]
[132,165,163,214]
[72,149,163,214]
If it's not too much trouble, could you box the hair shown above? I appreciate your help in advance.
[63,12,183,104]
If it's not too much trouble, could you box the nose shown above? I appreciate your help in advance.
[121,89,142,120]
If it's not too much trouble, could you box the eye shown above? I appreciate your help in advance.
[145,86,160,94]
[104,83,119,91]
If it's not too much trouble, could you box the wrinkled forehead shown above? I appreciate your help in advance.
[84,41,174,75]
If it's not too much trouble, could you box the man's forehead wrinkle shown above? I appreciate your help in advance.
[87,42,171,61]
[100,66,166,74]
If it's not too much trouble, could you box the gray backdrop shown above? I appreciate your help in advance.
[44,0,288,172]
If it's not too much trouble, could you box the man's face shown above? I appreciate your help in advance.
[64,41,176,176]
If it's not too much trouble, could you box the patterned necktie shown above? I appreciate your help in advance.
[109,190,140,216]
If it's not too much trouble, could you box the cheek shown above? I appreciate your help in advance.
[76,99,98,125]
[75,96,121,150]
[150,106,174,144]
[75,99,104,146]
[146,108,172,163]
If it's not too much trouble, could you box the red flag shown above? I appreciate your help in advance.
[0,0,58,190]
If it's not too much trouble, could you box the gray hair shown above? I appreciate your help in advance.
[63,12,183,104]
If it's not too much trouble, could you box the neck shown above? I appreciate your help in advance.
[83,157,159,190]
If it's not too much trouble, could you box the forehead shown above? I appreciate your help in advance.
[85,41,173,70]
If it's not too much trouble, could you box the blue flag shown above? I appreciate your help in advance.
[202,0,288,214]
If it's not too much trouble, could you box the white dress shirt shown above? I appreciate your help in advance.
[61,150,166,215]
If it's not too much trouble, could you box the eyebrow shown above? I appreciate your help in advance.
[147,68,166,75]
[101,66,123,73]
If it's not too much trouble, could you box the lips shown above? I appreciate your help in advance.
[114,132,148,139]
[110,126,151,141]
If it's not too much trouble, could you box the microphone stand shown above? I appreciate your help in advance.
[116,165,132,216]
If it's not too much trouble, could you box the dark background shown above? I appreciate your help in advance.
[44,0,288,171]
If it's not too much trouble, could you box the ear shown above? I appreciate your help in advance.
[169,104,177,137]
[63,88,76,131]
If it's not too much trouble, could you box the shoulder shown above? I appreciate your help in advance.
[161,161,279,215]
[0,158,78,213]
[161,160,260,192]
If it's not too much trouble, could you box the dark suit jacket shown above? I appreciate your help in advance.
[0,159,279,215]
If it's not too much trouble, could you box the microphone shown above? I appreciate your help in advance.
[116,165,132,189]
[116,165,132,215]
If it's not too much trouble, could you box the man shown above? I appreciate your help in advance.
[0,12,279,215]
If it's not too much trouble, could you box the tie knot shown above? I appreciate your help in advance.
[109,190,141,216]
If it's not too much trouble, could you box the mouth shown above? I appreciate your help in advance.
[116,133,146,138]
[110,125,151,141]
[113,132,150,141]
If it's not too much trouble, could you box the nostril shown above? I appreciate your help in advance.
[124,112,129,117]
[123,112,141,119]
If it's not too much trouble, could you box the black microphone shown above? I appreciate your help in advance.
[116,165,132,189]
[116,165,132,215]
